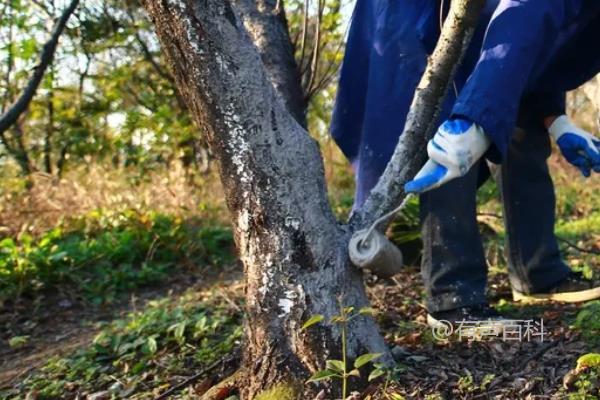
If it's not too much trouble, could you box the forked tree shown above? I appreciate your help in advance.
[141,0,484,398]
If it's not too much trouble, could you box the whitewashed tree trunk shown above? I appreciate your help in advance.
[141,0,484,398]
[233,0,307,127]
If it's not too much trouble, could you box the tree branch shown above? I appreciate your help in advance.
[351,0,486,230]
[0,0,79,136]
[231,0,307,127]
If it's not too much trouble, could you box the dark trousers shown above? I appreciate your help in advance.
[420,119,571,313]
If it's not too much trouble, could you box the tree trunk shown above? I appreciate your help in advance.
[12,121,32,176]
[232,0,307,127]
[44,87,54,175]
[582,75,600,126]
[141,1,389,398]
[142,0,485,398]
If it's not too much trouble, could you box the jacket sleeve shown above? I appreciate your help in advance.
[451,0,582,156]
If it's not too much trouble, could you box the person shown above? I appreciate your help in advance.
[331,0,600,326]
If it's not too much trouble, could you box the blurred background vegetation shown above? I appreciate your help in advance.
[0,0,599,398]
[0,0,363,305]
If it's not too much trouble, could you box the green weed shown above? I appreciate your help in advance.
[0,209,233,305]
[574,301,600,348]
[303,302,386,399]
[1,289,242,399]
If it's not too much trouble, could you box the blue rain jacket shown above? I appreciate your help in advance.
[331,0,600,207]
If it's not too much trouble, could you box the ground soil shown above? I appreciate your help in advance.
[0,264,241,390]
[1,264,597,398]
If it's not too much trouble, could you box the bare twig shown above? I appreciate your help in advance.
[304,0,324,94]
[558,237,600,255]
[516,341,557,370]
[298,0,310,72]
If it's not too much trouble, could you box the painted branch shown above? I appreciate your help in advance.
[351,0,486,230]
[141,1,389,398]
[0,0,79,135]
[232,0,307,127]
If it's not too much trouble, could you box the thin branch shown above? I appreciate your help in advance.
[298,0,310,72]
[154,351,240,400]
[558,237,600,255]
[31,0,55,19]
[134,32,174,83]
[351,0,486,230]
[304,0,324,94]
[1,0,15,114]
[125,5,175,84]
[305,36,345,99]
[0,0,79,135]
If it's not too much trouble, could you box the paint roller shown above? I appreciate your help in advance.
[348,194,414,278]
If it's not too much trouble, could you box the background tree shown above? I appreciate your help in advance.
[0,0,346,178]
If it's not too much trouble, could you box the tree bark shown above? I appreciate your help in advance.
[582,75,600,125]
[10,121,32,176]
[141,1,388,398]
[142,0,485,398]
[351,0,486,231]
[44,84,54,175]
[232,0,307,127]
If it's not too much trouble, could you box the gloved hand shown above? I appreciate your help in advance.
[548,115,600,177]
[405,118,490,194]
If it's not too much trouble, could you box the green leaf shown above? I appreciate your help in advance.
[175,322,186,342]
[577,353,600,370]
[358,307,377,316]
[347,369,360,377]
[146,336,158,354]
[307,369,340,383]
[0,238,15,249]
[168,322,187,344]
[325,359,345,373]
[354,353,382,369]
[48,251,68,262]
[8,335,29,348]
[368,368,386,382]
[301,315,324,331]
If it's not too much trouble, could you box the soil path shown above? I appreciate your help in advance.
[0,265,240,389]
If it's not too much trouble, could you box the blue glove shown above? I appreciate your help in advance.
[548,115,600,177]
[405,118,490,194]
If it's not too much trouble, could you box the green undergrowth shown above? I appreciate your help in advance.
[573,301,600,349]
[0,209,234,305]
[558,353,600,399]
[1,289,243,400]
[556,211,600,238]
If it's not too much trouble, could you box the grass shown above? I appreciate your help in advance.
[1,146,599,399]
[573,301,600,349]
[0,209,234,305]
[1,287,243,399]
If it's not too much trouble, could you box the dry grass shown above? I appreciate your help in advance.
[0,138,357,238]
[0,164,229,237]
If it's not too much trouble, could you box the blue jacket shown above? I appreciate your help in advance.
[331,0,600,207]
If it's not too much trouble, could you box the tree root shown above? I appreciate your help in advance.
[199,369,244,400]
[154,351,240,399]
